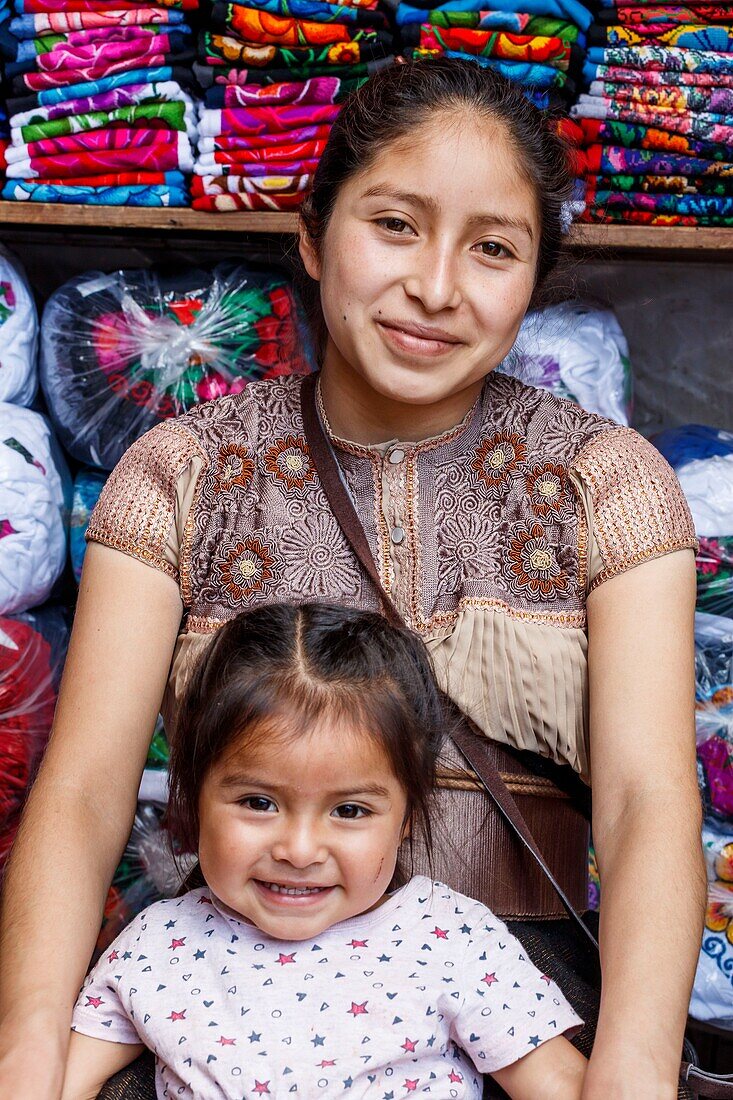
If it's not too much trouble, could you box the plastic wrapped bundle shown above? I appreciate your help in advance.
[695,611,733,823]
[0,404,70,615]
[690,818,733,1029]
[655,425,733,618]
[0,605,68,876]
[70,468,107,584]
[500,300,632,425]
[0,248,38,406]
[40,263,312,470]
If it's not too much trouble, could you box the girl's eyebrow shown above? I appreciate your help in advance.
[360,185,533,240]
[218,772,392,799]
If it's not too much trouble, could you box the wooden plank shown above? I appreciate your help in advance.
[0,202,731,252]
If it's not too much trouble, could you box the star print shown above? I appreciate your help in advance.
[449,1070,463,1083]
[122,951,132,960]
[248,1031,262,1043]
[169,938,186,950]
[107,950,119,963]
[431,926,449,939]
[377,954,391,963]
[482,972,498,986]
[460,924,472,934]
[193,949,206,960]
[426,1035,436,1047]
[348,1001,368,1017]
[401,1038,418,1053]
[167,1010,186,1022]
[347,939,368,948]
[404,1079,419,1092]
[343,1077,353,1089]
[317,1059,336,1067]
[198,894,212,904]
[540,974,552,984]
[165,920,176,929]
[529,1036,541,1047]
[216,1036,236,1046]
[312,1034,326,1047]
[277,952,296,965]
[253,1082,271,1095]
[85,996,104,1009]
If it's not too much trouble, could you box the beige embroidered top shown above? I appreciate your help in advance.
[86,372,697,783]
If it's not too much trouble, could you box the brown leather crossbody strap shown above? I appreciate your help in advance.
[300,371,597,950]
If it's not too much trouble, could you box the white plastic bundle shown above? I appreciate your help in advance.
[690,819,733,1029]
[0,405,70,614]
[0,248,38,406]
[502,301,632,425]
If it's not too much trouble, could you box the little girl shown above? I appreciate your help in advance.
[62,603,586,1100]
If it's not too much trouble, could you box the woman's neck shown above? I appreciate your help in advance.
[318,360,485,446]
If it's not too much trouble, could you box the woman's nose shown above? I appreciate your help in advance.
[403,240,462,313]
[271,818,328,869]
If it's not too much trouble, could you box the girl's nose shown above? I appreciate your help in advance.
[403,240,462,314]
[271,819,329,869]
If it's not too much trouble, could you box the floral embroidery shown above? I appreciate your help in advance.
[525,462,572,519]
[264,435,316,490]
[214,444,255,493]
[471,432,527,492]
[279,514,360,598]
[216,537,274,602]
[436,510,502,595]
[503,523,573,602]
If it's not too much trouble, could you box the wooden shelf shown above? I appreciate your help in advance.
[0,201,730,253]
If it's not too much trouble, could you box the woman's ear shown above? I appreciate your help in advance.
[298,220,322,282]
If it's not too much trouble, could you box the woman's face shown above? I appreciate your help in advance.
[300,110,541,411]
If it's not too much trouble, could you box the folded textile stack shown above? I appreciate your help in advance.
[0,0,200,206]
[191,0,393,211]
[500,299,632,424]
[570,0,733,226]
[40,262,312,468]
[395,0,592,110]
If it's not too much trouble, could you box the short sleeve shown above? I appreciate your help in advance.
[71,918,145,1045]
[85,422,206,583]
[571,427,698,592]
[452,907,582,1073]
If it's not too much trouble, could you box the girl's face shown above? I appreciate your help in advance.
[197,717,410,941]
[300,110,541,413]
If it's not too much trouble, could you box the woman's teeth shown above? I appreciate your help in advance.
[263,883,326,896]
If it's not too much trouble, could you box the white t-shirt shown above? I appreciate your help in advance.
[72,876,582,1099]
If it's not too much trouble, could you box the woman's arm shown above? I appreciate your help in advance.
[0,544,183,1100]
[583,549,706,1100]
[491,1036,586,1100]
[60,1034,144,1100]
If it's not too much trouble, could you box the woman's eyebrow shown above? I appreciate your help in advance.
[360,186,533,239]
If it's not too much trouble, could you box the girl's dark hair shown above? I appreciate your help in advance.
[168,602,444,874]
[296,57,574,359]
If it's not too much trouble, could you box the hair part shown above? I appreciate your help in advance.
[167,603,444,880]
[296,57,574,360]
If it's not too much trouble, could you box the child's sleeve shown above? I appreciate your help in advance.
[451,908,583,1074]
[71,918,145,1046]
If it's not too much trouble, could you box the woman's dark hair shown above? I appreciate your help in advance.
[168,602,444,875]
[296,57,575,358]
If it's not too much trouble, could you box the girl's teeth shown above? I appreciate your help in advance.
[266,883,325,896]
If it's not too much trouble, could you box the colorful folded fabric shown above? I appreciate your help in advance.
[585,44,733,74]
[587,171,730,193]
[587,63,733,87]
[10,9,187,36]
[579,115,730,159]
[572,96,733,147]
[581,205,733,224]
[579,142,733,176]
[1,178,189,202]
[10,80,192,127]
[408,25,572,68]
[589,23,733,53]
[584,186,733,215]
[12,101,195,143]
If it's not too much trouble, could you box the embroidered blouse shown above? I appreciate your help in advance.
[86,372,697,782]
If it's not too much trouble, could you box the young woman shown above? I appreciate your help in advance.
[0,60,703,1100]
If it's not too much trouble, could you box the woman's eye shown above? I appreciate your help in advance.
[476,240,510,258]
[241,796,276,813]
[333,803,370,820]
[376,217,414,235]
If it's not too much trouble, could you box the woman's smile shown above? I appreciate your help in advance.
[375,316,466,359]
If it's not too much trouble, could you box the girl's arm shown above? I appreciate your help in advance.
[0,544,183,1100]
[60,1034,144,1100]
[491,1035,586,1100]
[583,549,705,1100]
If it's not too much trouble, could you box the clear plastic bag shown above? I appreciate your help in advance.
[695,612,733,822]
[0,404,70,615]
[499,300,633,425]
[70,468,107,584]
[0,605,69,876]
[690,818,733,1029]
[40,263,313,470]
[0,247,38,407]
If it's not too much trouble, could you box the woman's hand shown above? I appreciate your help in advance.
[0,544,182,1099]
[491,1035,587,1099]
[586,550,706,1093]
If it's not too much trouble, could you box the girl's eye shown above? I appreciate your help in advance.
[241,796,277,813]
[476,240,511,259]
[376,217,414,235]
[332,803,370,820]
